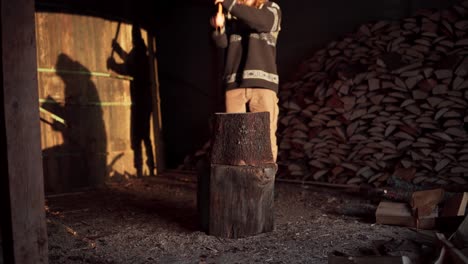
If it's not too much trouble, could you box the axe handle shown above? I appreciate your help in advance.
[217,3,223,31]
[110,21,122,58]
[39,107,66,125]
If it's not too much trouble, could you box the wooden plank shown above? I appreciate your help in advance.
[36,15,145,188]
[147,32,165,174]
[0,0,48,262]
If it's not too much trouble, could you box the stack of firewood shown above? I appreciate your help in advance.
[277,1,468,187]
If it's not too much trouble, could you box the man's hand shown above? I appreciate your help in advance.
[111,40,120,50]
[210,13,225,29]
[211,0,225,29]
[106,57,116,69]
[215,12,225,28]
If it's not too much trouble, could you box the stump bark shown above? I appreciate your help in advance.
[200,112,275,238]
[209,164,275,238]
[211,112,274,166]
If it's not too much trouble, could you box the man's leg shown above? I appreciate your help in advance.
[225,89,248,113]
[140,111,155,176]
[248,89,279,162]
[132,141,143,177]
[143,137,155,176]
[131,110,143,177]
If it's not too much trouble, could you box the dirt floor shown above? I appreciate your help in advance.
[44,173,442,264]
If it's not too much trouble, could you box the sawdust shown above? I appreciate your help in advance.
[45,174,432,264]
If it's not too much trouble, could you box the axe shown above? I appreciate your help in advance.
[108,21,121,69]
[216,2,223,32]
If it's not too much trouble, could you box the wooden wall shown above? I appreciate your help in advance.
[35,13,156,193]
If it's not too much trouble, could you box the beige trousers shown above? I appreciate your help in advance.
[225,88,279,161]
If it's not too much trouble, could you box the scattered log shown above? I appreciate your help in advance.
[411,188,445,217]
[329,255,412,264]
[375,201,437,229]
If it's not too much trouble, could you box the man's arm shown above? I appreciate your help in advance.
[107,57,128,75]
[212,27,228,48]
[211,8,228,48]
[112,40,129,61]
[221,1,281,33]
[107,42,133,75]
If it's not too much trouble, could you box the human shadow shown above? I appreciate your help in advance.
[106,23,155,178]
[41,53,107,193]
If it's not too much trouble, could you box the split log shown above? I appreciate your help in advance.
[375,201,437,229]
[436,233,468,264]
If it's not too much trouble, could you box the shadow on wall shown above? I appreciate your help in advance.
[106,24,155,177]
[41,53,107,192]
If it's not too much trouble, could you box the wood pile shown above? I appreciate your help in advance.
[277,1,468,187]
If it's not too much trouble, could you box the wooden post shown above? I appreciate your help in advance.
[0,0,49,263]
[147,32,166,174]
[206,112,275,238]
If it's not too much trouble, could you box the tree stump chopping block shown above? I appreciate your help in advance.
[211,112,274,166]
[199,112,276,238]
[209,164,275,238]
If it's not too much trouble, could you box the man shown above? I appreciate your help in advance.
[107,25,155,177]
[211,0,281,162]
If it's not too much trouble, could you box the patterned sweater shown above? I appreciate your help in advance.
[212,0,281,93]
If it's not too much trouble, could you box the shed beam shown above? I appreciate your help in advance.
[0,0,49,263]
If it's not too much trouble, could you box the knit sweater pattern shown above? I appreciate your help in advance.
[213,0,281,93]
